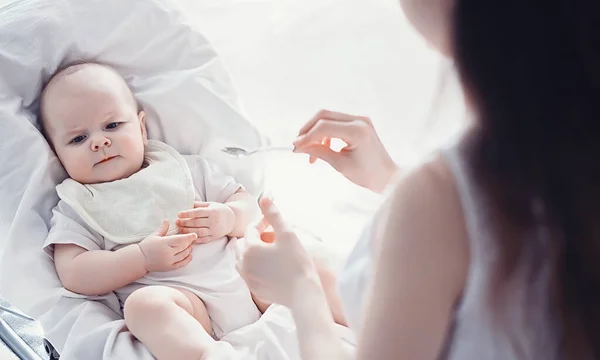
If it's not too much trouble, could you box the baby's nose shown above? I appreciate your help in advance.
[92,137,112,151]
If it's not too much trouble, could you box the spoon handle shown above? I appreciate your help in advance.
[252,145,294,154]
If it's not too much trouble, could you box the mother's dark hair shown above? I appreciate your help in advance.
[454,0,600,357]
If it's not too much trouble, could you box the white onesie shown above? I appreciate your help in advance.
[43,140,261,339]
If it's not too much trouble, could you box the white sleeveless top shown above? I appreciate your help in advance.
[337,144,559,360]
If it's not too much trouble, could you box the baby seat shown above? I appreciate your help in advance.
[0,0,266,358]
[0,298,56,359]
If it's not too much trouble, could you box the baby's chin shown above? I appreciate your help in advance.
[66,156,145,184]
[69,167,140,185]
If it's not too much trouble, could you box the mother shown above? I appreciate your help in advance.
[238,0,600,359]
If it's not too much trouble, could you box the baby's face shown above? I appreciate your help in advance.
[42,65,148,184]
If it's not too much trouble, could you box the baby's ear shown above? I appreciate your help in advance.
[138,110,148,145]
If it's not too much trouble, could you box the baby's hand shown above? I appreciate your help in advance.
[138,220,197,272]
[177,201,235,243]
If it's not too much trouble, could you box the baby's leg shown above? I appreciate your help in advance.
[123,285,219,360]
[176,287,213,334]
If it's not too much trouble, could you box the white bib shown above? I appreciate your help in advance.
[56,140,195,245]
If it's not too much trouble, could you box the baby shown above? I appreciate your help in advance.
[40,62,263,359]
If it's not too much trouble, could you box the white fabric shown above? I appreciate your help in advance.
[45,150,261,340]
[56,140,195,244]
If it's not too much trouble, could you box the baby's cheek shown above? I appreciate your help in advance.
[64,154,89,182]
[125,134,146,157]
[60,152,78,172]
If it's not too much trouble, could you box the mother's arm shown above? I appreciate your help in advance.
[289,275,354,360]
[356,157,469,359]
[285,157,469,360]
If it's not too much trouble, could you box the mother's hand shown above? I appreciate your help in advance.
[236,197,319,307]
[293,109,399,193]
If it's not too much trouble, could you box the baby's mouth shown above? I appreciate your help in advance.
[97,156,117,165]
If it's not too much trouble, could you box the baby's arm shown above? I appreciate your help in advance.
[54,243,147,296]
[54,221,197,296]
[181,157,259,239]
[225,188,260,237]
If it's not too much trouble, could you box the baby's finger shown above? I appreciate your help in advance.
[173,246,193,263]
[176,218,210,228]
[194,201,210,208]
[178,227,211,239]
[178,208,210,219]
[195,235,213,244]
[172,253,193,270]
[167,233,198,248]
[152,220,170,236]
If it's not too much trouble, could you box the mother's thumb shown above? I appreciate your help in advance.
[258,197,289,233]
[295,145,340,169]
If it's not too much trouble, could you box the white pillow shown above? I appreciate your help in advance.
[0,0,262,335]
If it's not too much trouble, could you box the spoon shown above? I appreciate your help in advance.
[221,145,294,157]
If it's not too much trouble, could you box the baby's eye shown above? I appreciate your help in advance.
[106,122,122,130]
[70,135,86,144]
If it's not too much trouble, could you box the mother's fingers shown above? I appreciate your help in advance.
[244,221,266,249]
[255,216,270,234]
[309,137,331,164]
[294,119,366,149]
[237,230,272,274]
[260,231,276,243]
[245,219,262,238]
[258,198,290,234]
[297,109,371,136]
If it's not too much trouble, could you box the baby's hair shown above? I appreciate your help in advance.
[39,60,142,140]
